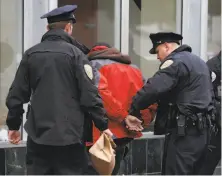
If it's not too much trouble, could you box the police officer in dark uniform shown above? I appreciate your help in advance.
[128,32,214,175]
[199,51,221,175]
[6,5,113,175]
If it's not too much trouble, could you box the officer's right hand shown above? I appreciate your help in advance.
[8,130,21,145]
[103,129,114,138]
[125,115,144,132]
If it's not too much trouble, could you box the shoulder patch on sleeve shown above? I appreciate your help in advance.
[211,71,216,82]
[160,60,174,70]
[84,64,93,80]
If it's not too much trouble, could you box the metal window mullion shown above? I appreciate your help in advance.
[176,0,183,34]
[114,0,121,50]
[120,0,129,55]
[182,0,202,57]
[22,0,34,141]
[200,0,208,61]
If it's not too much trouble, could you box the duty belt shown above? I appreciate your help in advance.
[167,112,209,136]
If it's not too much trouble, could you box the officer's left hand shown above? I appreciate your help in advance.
[8,130,21,144]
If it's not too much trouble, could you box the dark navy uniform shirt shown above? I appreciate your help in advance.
[129,45,214,117]
[6,29,107,146]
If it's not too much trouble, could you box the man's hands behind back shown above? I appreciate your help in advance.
[125,115,144,132]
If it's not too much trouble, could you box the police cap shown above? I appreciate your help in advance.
[149,32,183,54]
[40,5,77,24]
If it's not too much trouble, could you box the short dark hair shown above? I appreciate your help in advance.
[91,42,112,49]
[47,20,73,30]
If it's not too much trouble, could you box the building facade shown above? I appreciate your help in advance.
[0,0,221,174]
[0,0,221,140]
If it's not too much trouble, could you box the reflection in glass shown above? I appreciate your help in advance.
[58,0,118,49]
[129,0,179,131]
[207,0,221,59]
[0,0,23,132]
[129,0,177,78]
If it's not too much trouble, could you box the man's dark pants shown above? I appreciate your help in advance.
[198,129,221,175]
[162,127,208,175]
[26,137,88,175]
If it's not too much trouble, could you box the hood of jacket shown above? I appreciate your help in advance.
[88,48,131,64]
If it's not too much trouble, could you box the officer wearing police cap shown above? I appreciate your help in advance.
[128,32,214,175]
[199,51,221,175]
[6,5,113,175]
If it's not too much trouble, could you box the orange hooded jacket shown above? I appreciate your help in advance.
[86,45,157,145]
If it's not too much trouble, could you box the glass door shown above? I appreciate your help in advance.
[125,0,182,132]
[0,0,23,137]
[58,0,121,49]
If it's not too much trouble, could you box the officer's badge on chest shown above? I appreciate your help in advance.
[160,60,174,69]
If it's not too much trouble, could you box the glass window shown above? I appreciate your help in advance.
[207,0,221,59]
[58,0,120,49]
[0,0,23,133]
[128,0,180,131]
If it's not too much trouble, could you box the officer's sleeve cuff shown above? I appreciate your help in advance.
[128,107,139,117]
[118,111,128,123]
[96,117,108,131]
[6,115,22,131]
[7,121,21,131]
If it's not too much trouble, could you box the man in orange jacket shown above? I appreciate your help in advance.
[86,43,157,175]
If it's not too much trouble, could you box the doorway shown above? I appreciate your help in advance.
[58,0,118,49]
[58,0,98,48]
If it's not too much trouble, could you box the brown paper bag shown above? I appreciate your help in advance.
[89,133,116,175]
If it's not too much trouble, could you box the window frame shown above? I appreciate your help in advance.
[19,0,212,141]
[0,0,24,145]
[21,0,122,141]
[21,0,58,141]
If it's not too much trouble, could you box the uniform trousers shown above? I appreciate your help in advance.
[162,127,208,175]
[26,137,88,175]
[198,128,221,175]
